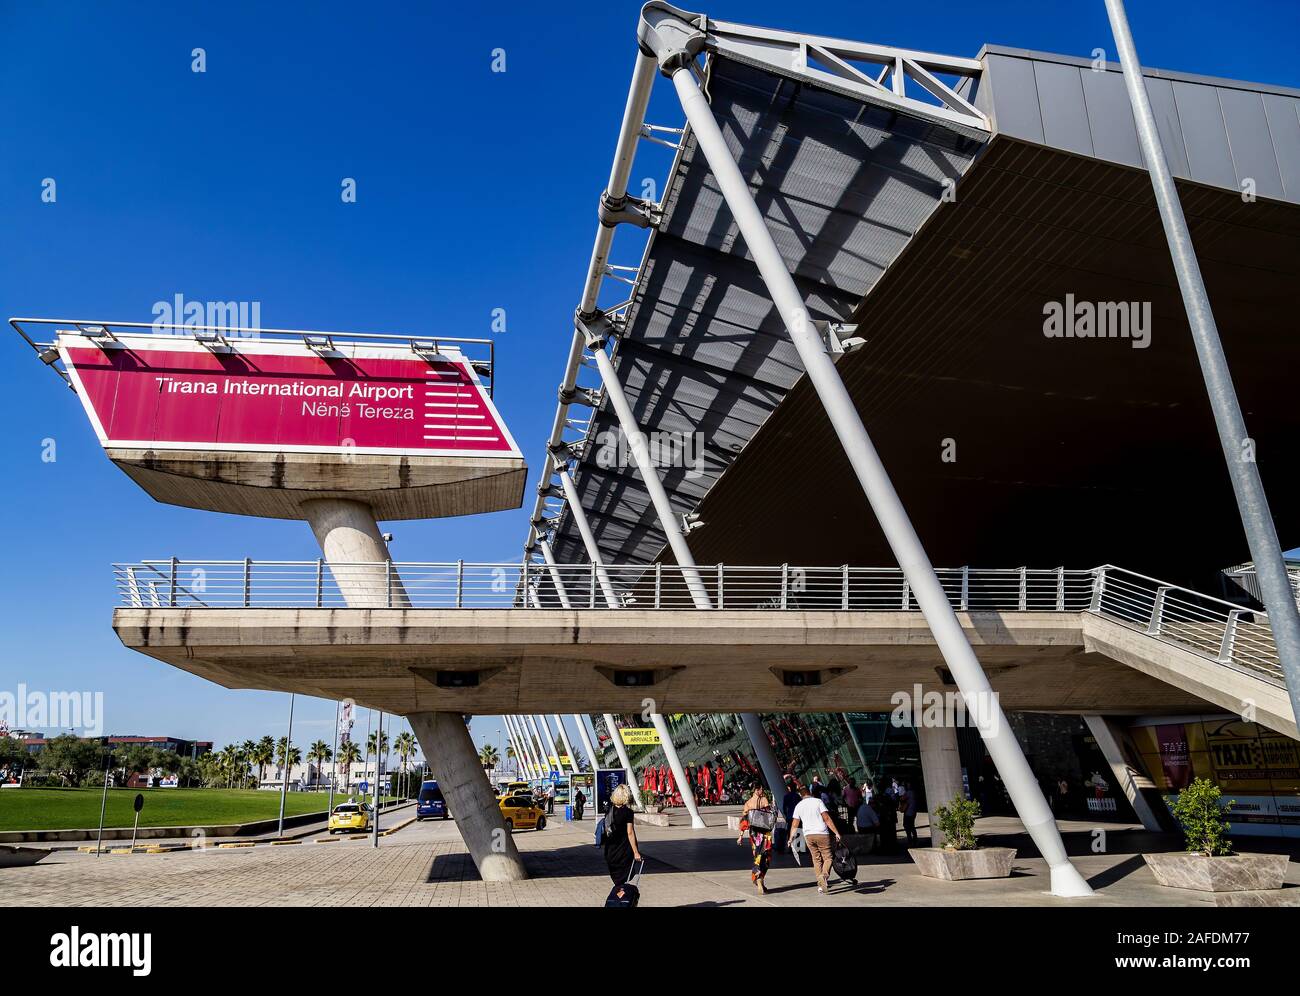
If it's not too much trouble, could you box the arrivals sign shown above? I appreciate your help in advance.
[618,727,661,746]
[58,331,520,458]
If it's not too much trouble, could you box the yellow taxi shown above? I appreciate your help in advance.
[328,801,373,834]
[498,794,546,832]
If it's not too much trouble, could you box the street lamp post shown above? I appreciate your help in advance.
[276,692,295,840]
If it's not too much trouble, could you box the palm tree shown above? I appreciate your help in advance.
[217,743,247,789]
[393,731,417,799]
[366,729,389,758]
[478,743,499,772]
[306,740,332,790]
[337,740,362,789]
[506,743,518,776]
[275,737,301,784]
[251,736,275,785]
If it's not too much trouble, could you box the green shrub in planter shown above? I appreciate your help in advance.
[1171,778,1234,857]
[934,794,981,850]
[638,789,657,810]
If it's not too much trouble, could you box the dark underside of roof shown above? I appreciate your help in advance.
[551,55,983,567]
[681,138,1300,589]
[551,56,1300,594]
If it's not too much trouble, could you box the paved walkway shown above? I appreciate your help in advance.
[5,809,1298,907]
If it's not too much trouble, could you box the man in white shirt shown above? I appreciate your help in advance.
[789,784,843,894]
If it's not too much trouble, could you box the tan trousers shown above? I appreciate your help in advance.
[806,833,834,889]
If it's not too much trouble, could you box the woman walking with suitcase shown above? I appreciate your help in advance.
[602,784,643,887]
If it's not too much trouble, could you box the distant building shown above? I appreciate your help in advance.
[19,734,212,758]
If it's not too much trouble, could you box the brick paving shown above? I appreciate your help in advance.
[5,810,1298,907]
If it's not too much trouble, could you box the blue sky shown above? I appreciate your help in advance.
[2,0,1297,759]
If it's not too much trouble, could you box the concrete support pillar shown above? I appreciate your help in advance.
[1084,715,1163,832]
[917,723,965,847]
[552,715,581,775]
[740,713,785,798]
[408,711,526,881]
[301,498,408,607]
[572,714,598,772]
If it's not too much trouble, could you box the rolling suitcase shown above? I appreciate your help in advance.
[832,841,858,886]
[605,858,646,907]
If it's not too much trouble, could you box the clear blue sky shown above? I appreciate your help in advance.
[2,0,1297,759]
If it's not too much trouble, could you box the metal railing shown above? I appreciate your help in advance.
[111,561,1285,687]
[1090,566,1282,685]
[113,561,1096,612]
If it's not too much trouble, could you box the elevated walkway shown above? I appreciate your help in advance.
[111,563,1295,737]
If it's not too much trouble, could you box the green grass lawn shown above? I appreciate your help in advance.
[0,787,399,832]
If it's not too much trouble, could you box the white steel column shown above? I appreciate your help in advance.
[664,56,1091,896]
[1105,0,1300,730]
[739,713,785,798]
[535,714,564,778]
[646,713,705,828]
[549,459,662,815]
[584,338,778,818]
[572,714,598,772]
[587,347,711,610]
[526,715,553,776]
[552,715,581,775]
[509,717,540,780]
[554,466,620,607]
[504,725,523,778]
[538,539,573,609]
[603,714,641,805]
[507,719,534,779]
[507,716,538,779]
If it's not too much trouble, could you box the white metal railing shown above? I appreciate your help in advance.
[113,561,1095,613]
[1090,566,1282,685]
[111,561,1284,687]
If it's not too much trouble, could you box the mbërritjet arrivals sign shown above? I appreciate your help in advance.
[57,330,520,459]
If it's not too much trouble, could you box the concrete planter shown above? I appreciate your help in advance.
[1144,852,1289,893]
[634,812,671,828]
[909,846,1015,881]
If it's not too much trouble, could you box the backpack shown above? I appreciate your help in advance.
[595,806,612,847]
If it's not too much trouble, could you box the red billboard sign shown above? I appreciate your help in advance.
[59,332,520,458]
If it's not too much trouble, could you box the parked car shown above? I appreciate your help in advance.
[416,779,448,820]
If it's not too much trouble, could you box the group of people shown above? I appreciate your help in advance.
[800,774,922,849]
[598,768,927,903]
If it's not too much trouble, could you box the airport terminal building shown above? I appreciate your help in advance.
[16,3,1300,886]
